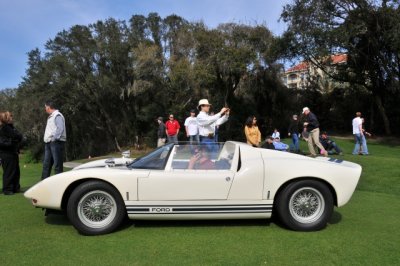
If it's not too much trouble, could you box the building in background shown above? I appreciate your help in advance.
[284,54,348,92]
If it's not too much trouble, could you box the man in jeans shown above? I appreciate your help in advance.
[288,114,300,153]
[352,112,369,155]
[165,114,180,144]
[302,107,327,157]
[184,109,199,144]
[42,101,66,179]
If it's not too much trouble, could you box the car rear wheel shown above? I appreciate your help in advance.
[275,180,333,231]
[67,181,126,235]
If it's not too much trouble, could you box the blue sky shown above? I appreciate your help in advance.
[0,0,290,90]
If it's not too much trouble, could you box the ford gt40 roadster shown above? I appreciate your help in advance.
[24,141,361,235]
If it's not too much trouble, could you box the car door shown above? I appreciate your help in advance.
[137,169,235,200]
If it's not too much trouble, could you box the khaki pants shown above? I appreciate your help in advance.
[307,128,325,156]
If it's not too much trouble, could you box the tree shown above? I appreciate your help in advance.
[281,0,400,135]
[3,13,288,160]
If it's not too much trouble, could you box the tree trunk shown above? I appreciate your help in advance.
[114,137,122,152]
[374,94,391,135]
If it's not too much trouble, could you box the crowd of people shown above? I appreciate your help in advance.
[155,100,370,159]
[1,97,371,195]
[243,107,369,158]
[156,99,229,148]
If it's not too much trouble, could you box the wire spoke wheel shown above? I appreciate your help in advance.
[77,190,117,229]
[67,181,126,235]
[276,180,333,231]
[289,187,325,224]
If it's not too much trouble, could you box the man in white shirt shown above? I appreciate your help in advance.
[352,111,368,155]
[184,109,199,144]
[42,101,67,179]
[196,99,229,143]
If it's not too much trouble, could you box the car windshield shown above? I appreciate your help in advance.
[128,143,173,170]
[171,142,235,170]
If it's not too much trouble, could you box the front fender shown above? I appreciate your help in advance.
[24,169,149,209]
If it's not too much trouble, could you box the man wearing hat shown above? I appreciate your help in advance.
[196,99,230,144]
[156,117,166,147]
[302,107,327,157]
[184,109,199,144]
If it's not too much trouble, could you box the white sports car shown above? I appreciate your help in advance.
[24,141,361,235]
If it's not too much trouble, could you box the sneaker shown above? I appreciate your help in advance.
[4,191,14,195]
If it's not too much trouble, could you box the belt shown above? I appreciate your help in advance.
[200,133,214,138]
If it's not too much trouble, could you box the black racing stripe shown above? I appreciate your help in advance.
[126,208,149,212]
[126,206,272,212]
[175,207,272,211]
[126,204,273,208]
[127,210,272,214]
[126,205,273,213]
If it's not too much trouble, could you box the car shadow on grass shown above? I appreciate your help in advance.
[126,218,272,229]
[328,210,342,225]
[43,211,342,232]
[43,215,272,228]
[45,212,70,226]
[263,211,342,231]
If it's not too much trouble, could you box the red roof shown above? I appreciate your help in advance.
[285,54,347,73]
[286,62,308,73]
[331,54,347,64]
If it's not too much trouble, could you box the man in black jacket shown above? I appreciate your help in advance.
[156,117,167,147]
[302,107,327,157]
[319,132,343,155]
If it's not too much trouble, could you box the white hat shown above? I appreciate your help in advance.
[302,107,310,114]
[198,99,212,110]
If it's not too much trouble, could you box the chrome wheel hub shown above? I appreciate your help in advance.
[78,190,117,228]
[289,187,325,224]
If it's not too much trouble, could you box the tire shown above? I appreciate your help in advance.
[275,180,333,231]
[67,181,126,235]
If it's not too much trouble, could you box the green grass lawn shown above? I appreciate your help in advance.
[1,139,399,265]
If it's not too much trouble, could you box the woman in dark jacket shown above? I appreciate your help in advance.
[0,112,23,195]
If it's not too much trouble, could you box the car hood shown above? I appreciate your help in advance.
[72,157,134,170]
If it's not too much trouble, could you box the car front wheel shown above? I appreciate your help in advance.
[67,181,126,235]
[275,180,334,231]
